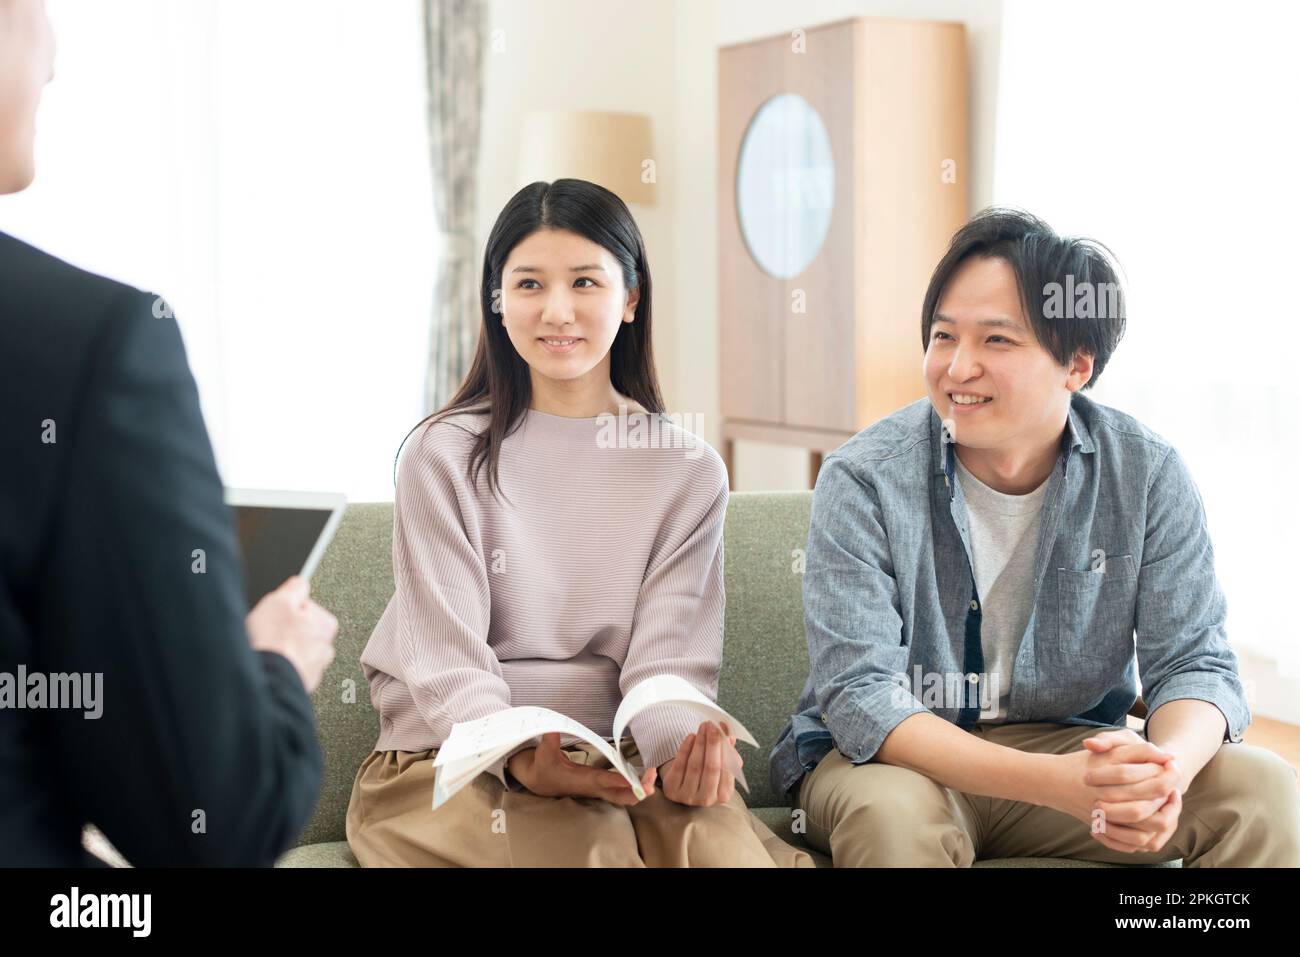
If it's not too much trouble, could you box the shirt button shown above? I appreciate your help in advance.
[967,673,979,684]
[970,599,979,611]
[821,712,828,723]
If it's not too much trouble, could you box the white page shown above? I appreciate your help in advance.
[612,675,757,792]
[432,707,645,811]
[433,706,565,762]
[430,752,500,809]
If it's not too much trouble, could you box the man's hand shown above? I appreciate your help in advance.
[657,720,741,807]
[245,576,338,694]
[1040,728,1181,855]
[506,732,656,805]
[1082,730,1185,855]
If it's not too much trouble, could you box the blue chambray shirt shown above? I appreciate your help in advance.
[768,391,1250,802]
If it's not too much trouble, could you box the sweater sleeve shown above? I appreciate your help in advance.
[620,461,728,771]
[389,424,526,789]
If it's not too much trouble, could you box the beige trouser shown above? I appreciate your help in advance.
[794,721,1300,867]
[347,737,815,867]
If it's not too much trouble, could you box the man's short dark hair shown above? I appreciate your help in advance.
[920,208,1127,390]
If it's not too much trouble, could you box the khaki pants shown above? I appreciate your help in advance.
[795,721,1300,867]
[347,737,815,867]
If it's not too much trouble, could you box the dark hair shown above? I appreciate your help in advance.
[920,207,1126,390]
[395,178,664,500]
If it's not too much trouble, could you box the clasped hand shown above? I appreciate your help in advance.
[1050,729,1184,855]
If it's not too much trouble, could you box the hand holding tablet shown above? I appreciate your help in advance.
[226,489,348,693]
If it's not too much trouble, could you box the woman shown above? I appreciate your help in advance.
[345,178,812,867]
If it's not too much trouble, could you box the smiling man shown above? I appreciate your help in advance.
[769,207,1300,866]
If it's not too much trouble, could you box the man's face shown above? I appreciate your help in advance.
[0,0,56,194]
[923,255,1091,455]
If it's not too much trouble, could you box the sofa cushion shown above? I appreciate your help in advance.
[297,503,391,847]
[714,492,814,811]
[276,841,359,868]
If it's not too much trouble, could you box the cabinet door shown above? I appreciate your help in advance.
[719,36,788,426]
[858,19,968,427]
[720,21,856,432]
[720,19,966,434]
[776,20,857,434]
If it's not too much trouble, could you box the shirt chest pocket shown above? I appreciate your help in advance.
[1057,554,1138,661]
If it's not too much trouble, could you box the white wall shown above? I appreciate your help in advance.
[993,0,1300,692]
[0,0,436,502]
[0,0,225,437]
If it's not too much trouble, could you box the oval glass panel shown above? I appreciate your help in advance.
[735,93,835,279]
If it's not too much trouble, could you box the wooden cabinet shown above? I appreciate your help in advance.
[718,17,969,487]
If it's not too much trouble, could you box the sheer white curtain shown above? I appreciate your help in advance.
[0,0,436,501]
[993,0,1300,707]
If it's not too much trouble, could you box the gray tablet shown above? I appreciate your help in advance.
[224,488,347,608]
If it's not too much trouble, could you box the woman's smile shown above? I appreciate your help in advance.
[538,336,584,353]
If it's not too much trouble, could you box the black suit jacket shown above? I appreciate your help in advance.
[0,230,322,866]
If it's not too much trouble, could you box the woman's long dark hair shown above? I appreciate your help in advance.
[394,178,665,501]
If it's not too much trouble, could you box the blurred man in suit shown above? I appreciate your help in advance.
[0,0,337,866]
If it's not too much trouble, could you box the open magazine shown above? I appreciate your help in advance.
[431,674,757,810]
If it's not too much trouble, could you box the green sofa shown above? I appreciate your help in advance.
[276,491,1177,868]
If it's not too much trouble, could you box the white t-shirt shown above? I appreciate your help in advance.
[953,453,1049,722]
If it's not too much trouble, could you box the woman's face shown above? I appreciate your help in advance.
[499,227,638,390]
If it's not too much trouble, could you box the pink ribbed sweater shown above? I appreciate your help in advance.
[360,407,728,788]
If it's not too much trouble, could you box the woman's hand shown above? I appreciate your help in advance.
[657,720,741,807]
[506,732,657,805]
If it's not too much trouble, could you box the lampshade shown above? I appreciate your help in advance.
[516,110,657,206]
